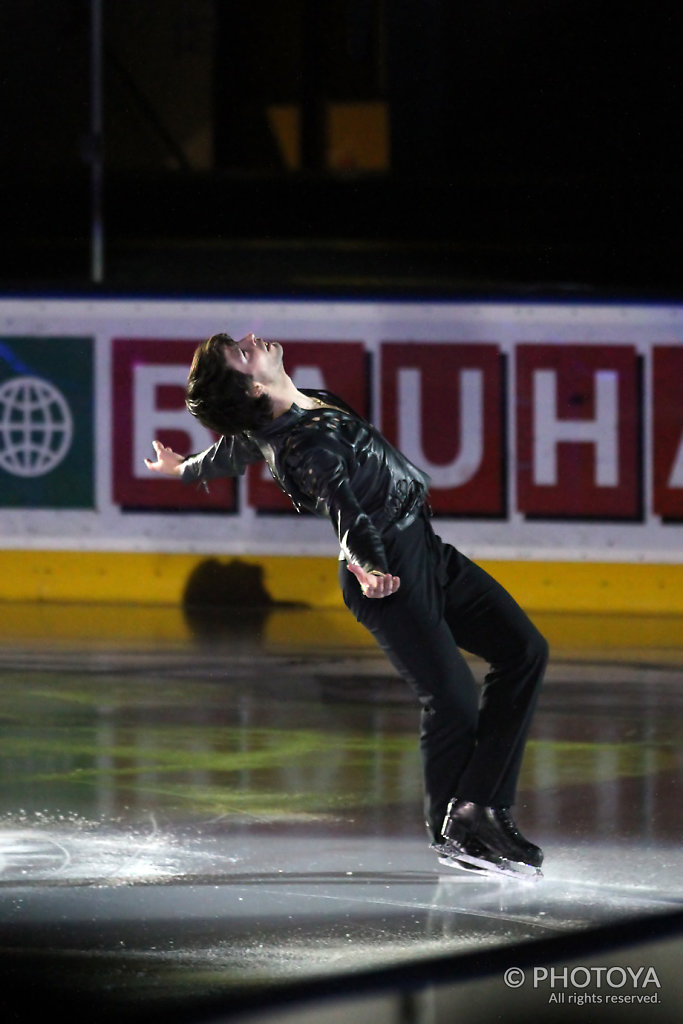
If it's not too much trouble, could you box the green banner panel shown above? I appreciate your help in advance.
[0,337,94,509]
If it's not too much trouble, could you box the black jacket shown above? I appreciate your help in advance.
[180,389,429,573]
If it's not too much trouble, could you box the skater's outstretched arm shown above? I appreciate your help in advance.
[144,433,263,481]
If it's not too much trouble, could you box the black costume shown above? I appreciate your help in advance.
[180,390,548,847]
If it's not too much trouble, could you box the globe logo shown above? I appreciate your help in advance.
[0,375,74,477]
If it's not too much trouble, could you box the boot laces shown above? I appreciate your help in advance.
[495,807,523,840]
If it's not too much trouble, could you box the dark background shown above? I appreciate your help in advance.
[2,0,682,297]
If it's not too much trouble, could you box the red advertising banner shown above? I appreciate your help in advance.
[247,341,369,510]
[112,339,236,511]
[380,342,505,515]
[516,344,641,519]
[108,330,674,528]
[653,345,683,520]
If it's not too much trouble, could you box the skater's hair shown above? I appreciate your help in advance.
[185,333,274,435]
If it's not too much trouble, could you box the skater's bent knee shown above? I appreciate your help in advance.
[510,628,549,678]
[531,630,550,668]
[523,631,549,681]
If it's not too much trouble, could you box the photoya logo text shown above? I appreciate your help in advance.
[504,964,662,1006]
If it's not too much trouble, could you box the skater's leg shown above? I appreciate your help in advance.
[441,550,548,808]
[371,616,480,843]
[430,548,548,875]
[339,517,480,843]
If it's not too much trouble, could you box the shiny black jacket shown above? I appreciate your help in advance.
[180,389,429,573]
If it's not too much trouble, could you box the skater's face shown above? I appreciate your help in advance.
[222,334,284,392]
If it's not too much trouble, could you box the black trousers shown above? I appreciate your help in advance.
[340,511,549,843]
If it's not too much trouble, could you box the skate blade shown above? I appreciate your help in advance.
[436,842,543,882]
[437,853,490,876]
[457,850,543,882]
[435,843,507,879]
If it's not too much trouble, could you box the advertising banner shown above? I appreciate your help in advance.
[0,336,94,509]
[0,298,681,563]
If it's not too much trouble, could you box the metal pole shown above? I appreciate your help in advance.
[90,0,104,283]
[301,0,326,172]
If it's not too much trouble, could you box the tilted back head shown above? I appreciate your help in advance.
[185,333,274,435]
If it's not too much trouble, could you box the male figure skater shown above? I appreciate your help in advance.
[145,332,548,878]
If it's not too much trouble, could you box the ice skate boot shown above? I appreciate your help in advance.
[440,799,543,880]
[486,807,543,868]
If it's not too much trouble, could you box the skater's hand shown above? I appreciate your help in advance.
[144,440,185,477]
[347,564,400,599]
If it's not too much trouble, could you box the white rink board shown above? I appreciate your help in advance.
[0,296,682,563]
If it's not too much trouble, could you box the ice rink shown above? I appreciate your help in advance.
[0,604,681,1023]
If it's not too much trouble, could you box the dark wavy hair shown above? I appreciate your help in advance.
[185,333,274,435]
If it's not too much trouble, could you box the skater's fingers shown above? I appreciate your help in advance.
[144,442,183,477]
[365,574,401,599]
[346,564,400,599]
[379,575,400,597]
